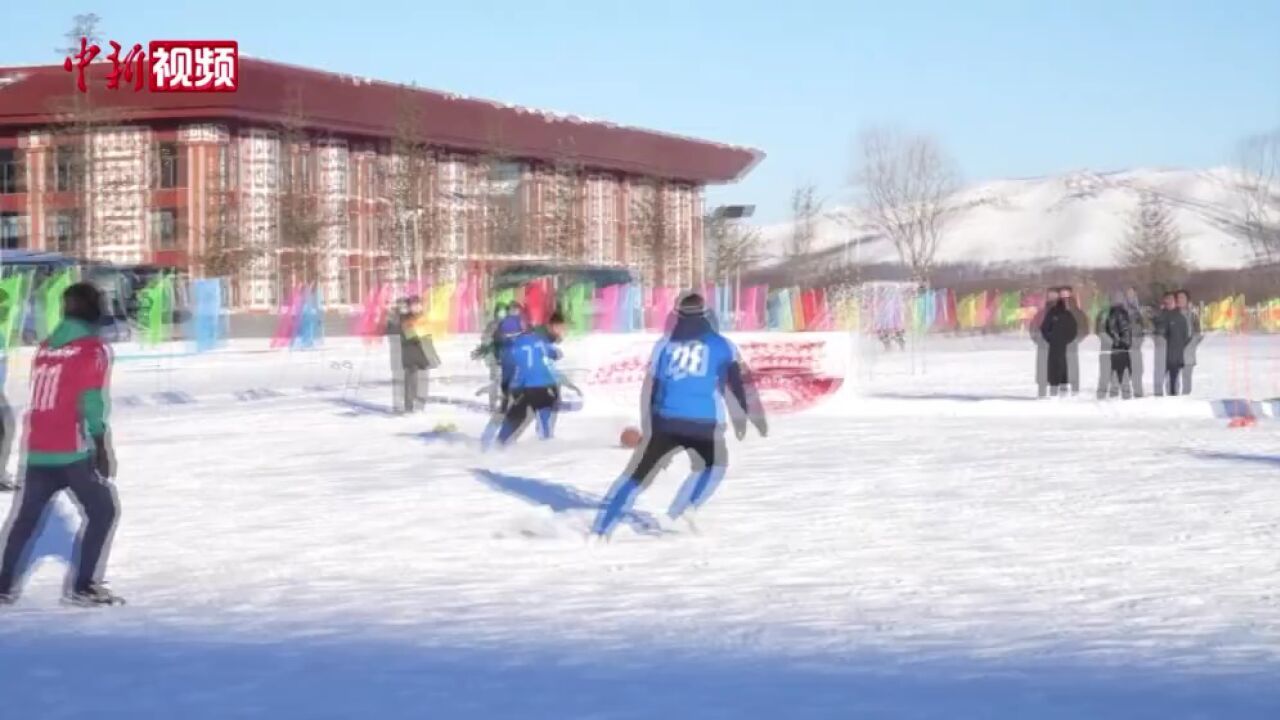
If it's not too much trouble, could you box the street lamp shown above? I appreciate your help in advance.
[702,204,755,287]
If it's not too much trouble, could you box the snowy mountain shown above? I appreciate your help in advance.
[757,168,1268,271]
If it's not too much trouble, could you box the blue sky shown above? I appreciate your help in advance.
[4,0,1277,223]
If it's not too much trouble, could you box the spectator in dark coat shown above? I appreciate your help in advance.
[1154,293,1189,396]
[1040,291,1078,396]
[1176,290,1202,394]
[1102,292,1135,398]
[1059,286,1087,395]
[1123,287,1147,398]
[1031,288,1060,398]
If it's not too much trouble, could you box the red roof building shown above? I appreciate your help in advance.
[0,58,761,309]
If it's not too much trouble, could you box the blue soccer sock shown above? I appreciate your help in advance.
[594,476,642,537]
[480,418,502,450]
[669,466,726,519]
[535,408,553,439]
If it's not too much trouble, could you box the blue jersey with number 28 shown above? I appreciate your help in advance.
[504,333,562,390]
[650,331,737,423]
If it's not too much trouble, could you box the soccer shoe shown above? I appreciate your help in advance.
[63,583,126,608]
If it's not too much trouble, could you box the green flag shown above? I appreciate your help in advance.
[41,269,73,340]
[139,275,175,345]
[0,273,29,350]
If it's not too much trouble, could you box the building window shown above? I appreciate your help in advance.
[0,150,23,194]
[0,212,24,249]
[151,208,179,248]
[156,143,180,188]
[50,146,77,192]
[47,210,81,253]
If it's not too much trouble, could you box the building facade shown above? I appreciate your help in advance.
[0,59,760,309]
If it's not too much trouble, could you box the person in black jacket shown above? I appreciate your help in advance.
[1102,292,1135,398]
[1154,293,1189,396]
[1040,290,1078,397]
[1031,288,1059,398]
[1060,286,1088,395]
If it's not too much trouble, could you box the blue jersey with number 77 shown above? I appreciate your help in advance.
[504,332,562,390]
[649,331,738,423]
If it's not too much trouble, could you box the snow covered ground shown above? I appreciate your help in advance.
[1,332,1279,719]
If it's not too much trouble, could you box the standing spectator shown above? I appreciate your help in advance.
[1153,293,1188,396]
[1031,288,1059,398]
[1094,296,1113,399]
[1059,286,1088,396]
[1123,287,1147,398]
[1176,290,1202,394]
[1102,291,1135,398]
[390,296,436,414]
[1040,290,1078,397]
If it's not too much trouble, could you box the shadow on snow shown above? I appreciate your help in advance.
[0,630,1275,720]
[470,468,665,536]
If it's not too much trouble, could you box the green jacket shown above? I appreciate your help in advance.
[27,319,108,467]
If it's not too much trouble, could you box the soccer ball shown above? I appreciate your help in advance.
[619,426,643,449]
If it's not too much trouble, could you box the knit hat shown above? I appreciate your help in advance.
[675,292,707,317]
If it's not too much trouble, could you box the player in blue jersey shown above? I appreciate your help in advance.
[593,292,766,537]
[491,322,564,446]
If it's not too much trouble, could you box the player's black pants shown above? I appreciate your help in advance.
[0,460,118,594]
[627,422,725,487]
[498,386,559,442]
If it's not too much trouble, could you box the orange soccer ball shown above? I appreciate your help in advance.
[619,426,644,449]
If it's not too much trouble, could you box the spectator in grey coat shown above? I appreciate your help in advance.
[389,296,441,414]
[1176,290,1202,394]
[1154,293,1190,396]
[1123,287,1147,398]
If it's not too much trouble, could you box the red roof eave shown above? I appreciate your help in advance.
[0,60,763,184]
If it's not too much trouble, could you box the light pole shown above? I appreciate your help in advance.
[702,204,754,286]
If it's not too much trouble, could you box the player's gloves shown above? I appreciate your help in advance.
[91,434,113,480]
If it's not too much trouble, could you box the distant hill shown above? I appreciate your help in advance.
[756,168,1270,271]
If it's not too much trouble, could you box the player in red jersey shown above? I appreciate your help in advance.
[0,283,121,607]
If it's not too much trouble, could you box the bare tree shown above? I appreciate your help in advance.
[543,143,587,262]
[788,183,823,258]
[470,126,525,262]
[385,87,436,284]
[705,212,762,282]
[853,128,960,284]
[627,178,668,285]
[1117,192,1188,298]
[43,14,121,257]
[1233,130,1280,265]
[58,13,101,56]
[275,88,328,290]
[199,144,262,307]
